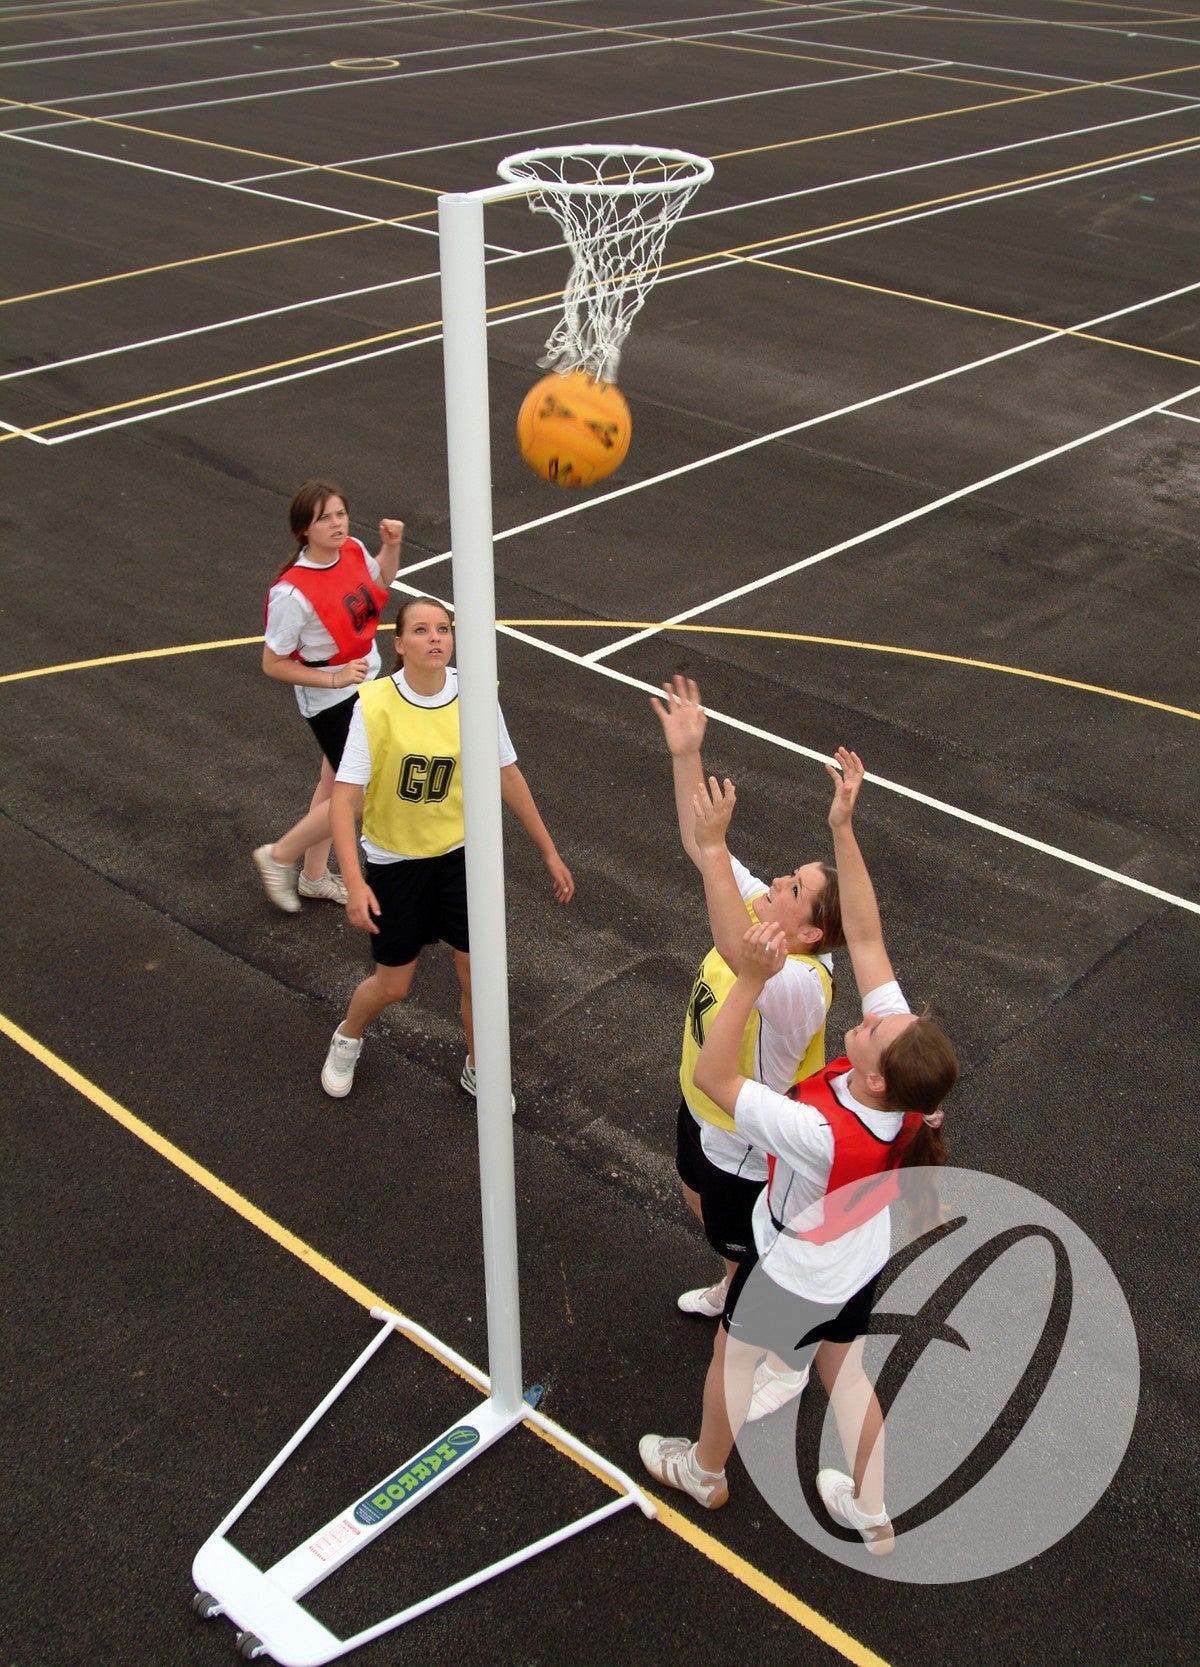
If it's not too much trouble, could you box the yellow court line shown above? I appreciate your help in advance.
[0,94,446,197]
[4,124,1197,444]
[743,257,1200,370]
[0,277,572,441]
[702,128,1200,262]
[0,211,436,309]
[0,0,202,20]
[2,621,1195,721]
[2,51,1194,309]
[0,1009,889,1667]
[707,61,1200,165]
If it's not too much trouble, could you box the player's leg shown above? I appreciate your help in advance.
[813,1337,894,1554]
[300,755,336,885]
[453,949,474,1065]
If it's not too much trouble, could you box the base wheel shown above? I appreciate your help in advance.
[192,1590,222,1620]
[235,1631,264,1660]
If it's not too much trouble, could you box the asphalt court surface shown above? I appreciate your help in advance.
[2,2,1198,1665]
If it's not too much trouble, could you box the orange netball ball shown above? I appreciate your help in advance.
[516,370,632,488]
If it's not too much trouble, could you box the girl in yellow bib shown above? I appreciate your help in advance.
[322,597,574,1101]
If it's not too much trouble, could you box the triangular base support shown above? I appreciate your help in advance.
[191,1308,656,1665]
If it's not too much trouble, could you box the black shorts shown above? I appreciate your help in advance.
[723,1248,882,1365]
[306,691,359,767]
[675,1101,763,1263]
[366,846,469,967]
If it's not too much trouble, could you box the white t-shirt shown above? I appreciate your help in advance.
[735,979,911,1304]
[263,539,384,718]
[694,856,833,1184]
[336,665,516,863]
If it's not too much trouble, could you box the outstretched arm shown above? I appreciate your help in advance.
[693,923,788,1115]
[650,675,707,868]
[500,763,575,902]
[826,747,894,997]
[694,776,755,972]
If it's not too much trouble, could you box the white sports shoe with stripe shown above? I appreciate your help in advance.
[638,1435,729,1509]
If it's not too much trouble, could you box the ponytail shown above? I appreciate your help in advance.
[880,1013,958,1240]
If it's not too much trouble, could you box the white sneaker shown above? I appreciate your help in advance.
[298,870,348,904]
[638,1435,729,1509]
[460,1059,515,1113]
[744,1359,810,1423]
[816,1469,895,1555]
[253,844,301,913]
[676,1279,728,1318]
[321,1028,362,1098]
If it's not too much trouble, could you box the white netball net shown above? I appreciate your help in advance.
[497,144,713,384]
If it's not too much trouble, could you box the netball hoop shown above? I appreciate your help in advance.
[497,144,713,382]
[191,146,708,1665]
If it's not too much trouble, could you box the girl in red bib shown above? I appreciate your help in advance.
[640,750,957,1553]
[253,480,403,913]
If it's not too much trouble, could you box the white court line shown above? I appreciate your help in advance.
[0,128,456,239]
[587,378,1200,661]
[12,216,1196,448]
[709,19,1200,97]
[234,57,951,183]
[0,270,438,384]
[0,3,442,65]
[1,34,651,127]
[908,1,1200,53]
[2,4,889,122]
[0,0,801,61]
[738,136,1200,262]
[685,98,1198,228]
[0,0,904,71]
[6,295,566,445]
[377,591,1200,916]
[516,640,1200,916]
[3,55,1192,406]
[14,0,1189,128]
[379,271,1200,577]
[1164,407,1200,424]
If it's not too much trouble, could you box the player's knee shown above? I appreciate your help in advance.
[375,966,415,1003]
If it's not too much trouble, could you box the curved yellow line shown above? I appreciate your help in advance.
[0,1009,890,1667]
[504,622,1200,721]
[1,620,1193,721]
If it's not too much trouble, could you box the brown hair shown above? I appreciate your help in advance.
[272,479,348,580]
[392,596,454,670]
[808,861,843,951]
[881,1015,959,1238]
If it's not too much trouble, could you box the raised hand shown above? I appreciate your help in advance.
[825,747,864,829]
[693,775,735,852]
[650,674,706,758]
[738,919,788,985]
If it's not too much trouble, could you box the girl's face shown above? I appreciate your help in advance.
[399,604,454,671]
[303,495,349,556]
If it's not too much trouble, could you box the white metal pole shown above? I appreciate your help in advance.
[437,189,523,1418]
